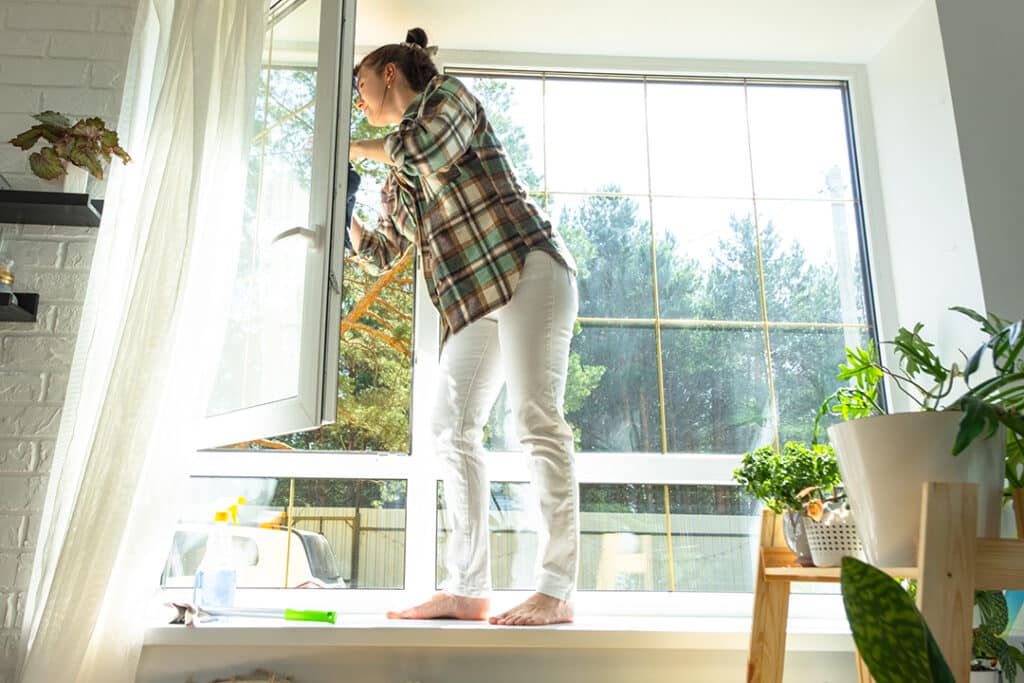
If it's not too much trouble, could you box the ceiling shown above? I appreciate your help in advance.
[353,0,926,64]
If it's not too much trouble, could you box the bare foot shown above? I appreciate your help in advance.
[488,592,574,626]
[386,592,490,621]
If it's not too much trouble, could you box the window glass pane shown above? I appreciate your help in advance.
[461,76,545,192]
[437,482,762,592]
[746,85,854,200]
[662,327,772,454]
[569,326,661,452]
[578,484,760,592]
[207,1,322,416]
[647,82,752,198]
[755,200,867,324]
[551,192,655,319]
[771,326,872,445]
[652,198,760,321]
[162,477,406,589]
[545,79,649,194]
[254,97,417,453]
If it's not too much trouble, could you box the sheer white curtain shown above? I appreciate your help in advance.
[17,1,265,681]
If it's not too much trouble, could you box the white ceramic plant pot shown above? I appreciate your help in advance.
[62,165,89,194]
[828,411,1004,567]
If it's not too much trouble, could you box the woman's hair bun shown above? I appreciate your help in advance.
[405,27,428,48]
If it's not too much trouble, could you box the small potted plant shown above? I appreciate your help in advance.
[7,111,130,191]
[971,589,1024,683]
[814,307,1024,567]
[733,441,842,566]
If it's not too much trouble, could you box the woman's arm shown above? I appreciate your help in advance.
[349,138,391,165]
[348,214,365,253]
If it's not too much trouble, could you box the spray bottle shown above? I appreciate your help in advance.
[192,510,237,608]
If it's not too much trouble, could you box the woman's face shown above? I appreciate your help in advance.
[354,64,396,127]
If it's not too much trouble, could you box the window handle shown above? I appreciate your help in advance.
[271,224,321,248]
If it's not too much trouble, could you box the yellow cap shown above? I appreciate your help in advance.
[213,510,230,522]
[237,496,246,505]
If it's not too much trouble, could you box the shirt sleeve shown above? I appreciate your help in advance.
[384,78,478,177]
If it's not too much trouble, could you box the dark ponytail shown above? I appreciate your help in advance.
[355,27,438,92]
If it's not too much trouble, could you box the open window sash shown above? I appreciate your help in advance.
[198,0,354,448]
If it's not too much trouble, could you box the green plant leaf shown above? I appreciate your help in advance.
[892,324,949,386]
[28,147,65,180]
[951,306,996,333]
[111,144,131,164]
[8,125,47,150]
[841,557,956,683]
[70,117,104,140]
[953,398,1001,455]
[32,110,71,128]
[1006,647,1024,683]
[976,590,1009,634]
[974,625,1006,658]
[1006,320,1024,370]
[964,342,986,380]
[1003,650,1019,683]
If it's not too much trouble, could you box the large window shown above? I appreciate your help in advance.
[169,24,877,607]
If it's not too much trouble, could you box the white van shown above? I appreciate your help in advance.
[162,524,346,589]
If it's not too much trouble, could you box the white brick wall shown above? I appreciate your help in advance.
[0,1,135,678]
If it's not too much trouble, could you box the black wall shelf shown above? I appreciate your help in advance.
[0,190,103,227]
[0,292,39,322]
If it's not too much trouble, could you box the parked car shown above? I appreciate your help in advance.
[161,524,346,589]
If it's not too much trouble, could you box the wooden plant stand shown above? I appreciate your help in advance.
[747,481,1024,683]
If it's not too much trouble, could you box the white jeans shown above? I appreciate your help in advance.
[432,250,579,601]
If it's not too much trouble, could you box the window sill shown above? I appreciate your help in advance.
[144,614,855,652]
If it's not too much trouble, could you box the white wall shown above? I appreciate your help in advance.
[136,642,858,683]
[934,0,1024,320]
[0,1,136,680]
[863,0,987,405]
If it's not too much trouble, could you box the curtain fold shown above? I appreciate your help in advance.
[17,2,265,681]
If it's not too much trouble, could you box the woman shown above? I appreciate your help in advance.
[349,28,579,627]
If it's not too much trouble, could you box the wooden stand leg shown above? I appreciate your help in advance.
[854,650,874,683]
[747,511,791,683]
[915,482,976,683]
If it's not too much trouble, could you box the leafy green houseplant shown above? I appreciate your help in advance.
[815,306,1024,456]
[974,589,1024,681]
[733,441,841,566]
[8,111,130,181]
[733,441,841,514]
[815,307,1024,567]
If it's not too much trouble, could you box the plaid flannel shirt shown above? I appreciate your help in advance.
[357,74,576,339]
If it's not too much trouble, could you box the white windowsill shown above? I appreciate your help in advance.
[144,614,855,652]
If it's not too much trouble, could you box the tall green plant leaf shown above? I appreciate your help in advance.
[841,557,956,683]
[953,397,1001,455]
[976,590,1009,634]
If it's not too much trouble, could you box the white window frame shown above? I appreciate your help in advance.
[181,49,895,621]
[196,0,355,449]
